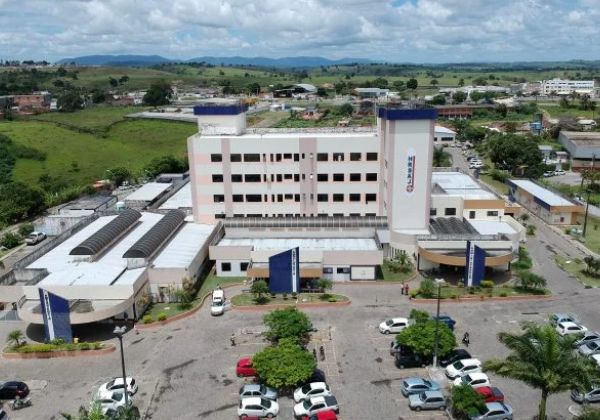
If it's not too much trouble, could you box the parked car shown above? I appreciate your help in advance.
[379,317,409,334]
[440,349,472,367]
[554,169,566,176]
[293,396,339,418]
[0,408,8,420]
[550,313,579,327]
[571,385,600,404]
[475,386,505,403]
[97,377,137,396]
[575,331,600,347]
[210,289,226,316]
[98,390,133,415]
[390,341,402,356]
[453,373,490,389]
[306,369,326,384]
[0,381,29,400]
[591,354,600,368]
[239,384,278,401]
[469,163,483,169]
[470,402,513,419]
[238,397,279,419]
[293,382,332,403]
[578,339,600,356]
[236,357,257,377]
[301,410,337,420]
[395,351,431,369]
[408,390,447,411]
[432,315,456,330]
[556,321,587,336]
[446,358,482,379]
[25,231,46,245]
[543,171,555,178]
[400,377,440,397]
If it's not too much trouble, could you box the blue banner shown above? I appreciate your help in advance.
[464,241,486,287]
[268,248,300,293]
[39,288,72,342]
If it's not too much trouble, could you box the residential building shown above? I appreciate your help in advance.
[558,131,600,171]
[354,87,390,98]
[540,79,595,97]
[12,92,51,114]
[433,126,457,146]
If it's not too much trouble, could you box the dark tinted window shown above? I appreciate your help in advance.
[244,174,261,182]
[317,194,328,202]
[333,194,344,202]
[317,153,328,161]
[366,173,378,181]
[244,154,261,162]
[350,152,362,161]
[317,174,328,182]
[232,195,244,202]
[231,174,242,182]
[230,154,242,162]
[366,152,378,161]
[213,195,224,203]
[246,195,262,202]
[212,174,223,182]
[350,173,361,181]
[445,208,456,216]
[210,154,222,162]
[333,173,344,182]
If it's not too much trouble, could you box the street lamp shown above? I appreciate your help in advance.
[113,325,129,408]
[432,278,445,369]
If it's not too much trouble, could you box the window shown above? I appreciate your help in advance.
[294,174,300,182]
[337,267,350,274]
[221,262,231,272]
[214,213,225,219]
[333,153,344,161]
[283,153,292,160]
[210,154,222,162]
[350,193,361,202]
[213,195,224,203]
[487,211,499,217]
[445,208,457,216]
[284,174,293,180]
[294,194,300,202]
[323,267,333,274]
[366,152,378,161]
[333,194,344,202]
[243,153,260,162]
[244,174,261,182]
[230,154,242,162]
[317,173,328,182]
[212,174,223,182]
[430,208,437,216]
[276,174,283,182]
[366,173,378,181]
[294,153,300,161]
[233,195,244,202]
[365,193,376,203]
[350,173,361,181]
[246,194,262,202]
[469,211,476,219]
[231,174,242,182]
[365,213,376,216]
[317,153,328,161]
[240,262,249,271]
[284,194,293,200]
[333,173,344,182]
[350,152,362,161]
[277,194,283,202]
[317,194,328,202]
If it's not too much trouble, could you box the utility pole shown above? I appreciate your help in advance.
[114,325,129,409]
[432,279,443,368]
[583,154,596,237]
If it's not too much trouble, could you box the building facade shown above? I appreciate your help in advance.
[540,79,595,97]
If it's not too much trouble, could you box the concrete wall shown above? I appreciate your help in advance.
[223,226,377,238]
[216,260,248,277]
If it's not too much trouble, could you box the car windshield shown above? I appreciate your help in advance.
[462,375,472,383]
[386,320,394,326]
[301,384,312,393]
[423,380,431,387]
[453,361,464,369]
[420,392,427,401]
[303,400,312,409]
[106,379,116,388]
[261,398,271,408]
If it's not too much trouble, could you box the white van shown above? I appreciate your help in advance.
[211,289,225,316]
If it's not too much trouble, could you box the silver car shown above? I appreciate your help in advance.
[578,340,600,356]
[401,377,441,397]
[470,402,513,420]
[571,386,600,404]
[239,384,278,400]
[408,390,447,411]
[575,331,600,348]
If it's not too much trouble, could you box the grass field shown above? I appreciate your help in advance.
[572,215,600,254]
[555,255,600,288]
[231,293,349,306]
[29,106,147,131]
[415,284,548,299]
[0,118,195,187]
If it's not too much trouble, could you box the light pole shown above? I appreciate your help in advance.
[113,325,129,409]
[432,278,444,368]
[583,154,596,237]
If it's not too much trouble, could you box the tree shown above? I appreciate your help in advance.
[317,278,333,293]
[575,407,600,420]
[484,323,600,420]
[458,78,465,87]
[406,78,418,90]
[392,80,405,90]
[118,75,129,85]
[109,77,119,87]
[56,67,68,77]
[450,384,486,418]
[250,280,269,304]
[246,82,261,95]
[0,182,45,224]
[430,79,438,86]
[433,147,452,167]
[384,250,413,273]
[408,309,430,324]
[252,338,316,389]
[174,288,193,310]
[316,87,328,97]
[57,90,83,112]
[452,91,467,104]
[143,80,172,106]
[430,94,446,105]
[496,103,508,118]
[264,307,313,344]
[91,90,106,104]
[584,256,600,277]
[6,329,25,348]
[419,277,436,298]
[486,133,544,177]
[143,155,187,178]
[337,102,354,117]
[1,232,22,249]
[396,320,456,357]
[106,167,131,187]
[515,271,546,290]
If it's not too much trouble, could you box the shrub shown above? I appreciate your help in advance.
[255,295,270,305]
[526,224,537,236]
[142,315,154,324]
[157,312,167,321]
[500,292,508,297]
[19,343,55,353]
[1,232,21,249]
[78,342,90,350]
[18,223,34,236]
[291,292,297,299]
[480,280,494,288]
[50,337,65,346]
[319,293,333,301]
[468,287,475,294]
[516,270,547,290]
[328,297,337,302]
[264,307,313,343]
[92,342,103,350]
[450,294,458,299]
[283,293,288,300]
[409,291,418,299]
[409,309,430,324]
[419,278,436,298]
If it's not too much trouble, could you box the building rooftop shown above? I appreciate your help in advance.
[431,172,496,199]
[434,126,456,135]
[58,195,114,211]
[560,131,600,145]
[153,222,216,268]
[125,182,171,202]
[468,219,517,236]
[217,237,379,251]
[508,179,574,207]
[159,182,192,210]
[200,127,377,138]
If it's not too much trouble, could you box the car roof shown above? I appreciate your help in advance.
[241,397,262,405]
[423,390,443,397]
[307,382,327,388]
[309,396,326,403]
[213,289,224,298]
[458,358,481,365]
[405,377,427,385]
[454,349,471,356]
[591,354,600,362]
[475,386,493,394]
[559,321,579,327]
[468,372,488,380]
[389,317,408,322]
[238,356,252,363]
[242,384,261,391]
[485,402,509,411]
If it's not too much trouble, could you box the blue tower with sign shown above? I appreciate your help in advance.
[39,288,73,342]
[268,248,300,294]
[464,241,486,287]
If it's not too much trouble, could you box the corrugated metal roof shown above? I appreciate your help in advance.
[122,210,186,258]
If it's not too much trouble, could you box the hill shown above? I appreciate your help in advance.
[57,54,172,66]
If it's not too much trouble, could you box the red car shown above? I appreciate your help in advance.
[475,386,504,403]
[236,357,257,377]
[302,410,338,420]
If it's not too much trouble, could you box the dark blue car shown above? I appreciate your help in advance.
[432,315,456,330]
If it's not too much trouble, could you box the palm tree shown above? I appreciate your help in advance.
[6,329,24,348]
[484,323,600,420]
[433,147,451,167]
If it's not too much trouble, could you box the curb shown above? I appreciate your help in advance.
[411,294,553,304]
[232,299,351,311]
[3,344,115,359]
[137,282,244,329]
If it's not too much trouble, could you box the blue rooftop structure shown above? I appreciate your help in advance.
[377,107,437,121]
[193,103,248,116]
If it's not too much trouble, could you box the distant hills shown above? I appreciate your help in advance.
[57,54,372,68]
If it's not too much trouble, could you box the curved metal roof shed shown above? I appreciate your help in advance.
[122,210,186,259]
[70,209,142,256]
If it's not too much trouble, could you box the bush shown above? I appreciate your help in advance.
[328,297,337,302]
[419,278,436,298]
[157,312,167,321]
[18,223,34,236]
[1,232,21,249]
[451,384,486,418]
[264,307,313,344]
[450,294,458,299]
[468,287,475,294]
[500,292,508,297]
[480,280,494,288]
[49,338,65,345]
[255,295,270,305]
[526,224,537,236]
[283,293,288,300]
[319,293,332,301]
[19,344,55,353]
[142,315,154,324]
[78,342,90,350]
[291,292,297,299]
[516,270,547,290]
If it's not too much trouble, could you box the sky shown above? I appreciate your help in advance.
[1,0,600,63]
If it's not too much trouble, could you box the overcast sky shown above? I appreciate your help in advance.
[1,0,599,63]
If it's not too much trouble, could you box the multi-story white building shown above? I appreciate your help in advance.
[540,79,595,97]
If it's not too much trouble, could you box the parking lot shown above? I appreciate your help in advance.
[1,225,598,419]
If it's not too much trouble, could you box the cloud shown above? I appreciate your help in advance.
[0,0,599,62]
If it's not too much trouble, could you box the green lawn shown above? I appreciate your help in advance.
[380,266,415,282]
[415,284,548,299]
[231,293,348,306]
[567,215,600,254]
[479,174,509,195]
[0,119,195,188]
[29,106,147,131]
[554,255,600,287]
[539,103,598,119]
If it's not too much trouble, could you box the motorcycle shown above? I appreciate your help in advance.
[10,397,32,410]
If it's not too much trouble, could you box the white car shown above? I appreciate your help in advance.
[445,358,482,379]
[238,397,279,418]
[210,289,226,316]
[25,231,46,245]
[97,377,138,397]
[293,382,332,403]
[556,321,588,336]
[293,396,339,418]
[554,170,566,176]
[97,391,133,415]
[379,318,409,334]
[591,354,600,368]
[453,372,490,389]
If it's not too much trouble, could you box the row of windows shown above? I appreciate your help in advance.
[210,152,378,163]
[213,193,377,203]
[429,208,500,217]
[221,262,249,272]
[211,173,378,183]
[214,213,378,219]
